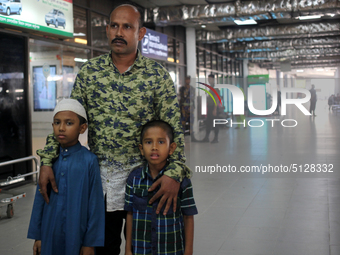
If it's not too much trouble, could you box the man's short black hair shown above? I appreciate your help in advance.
[109,3,144,28]
[140,120,174,144]
[208,74,215,78]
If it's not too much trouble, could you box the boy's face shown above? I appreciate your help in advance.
[52,111,87,148]
[139,126,177,171]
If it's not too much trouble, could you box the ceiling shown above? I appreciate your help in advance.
[129,0,340,77]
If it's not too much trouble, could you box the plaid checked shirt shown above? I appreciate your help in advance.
[124,164,198,255]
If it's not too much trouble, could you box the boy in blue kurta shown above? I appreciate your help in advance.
[124,120,198,255]
[28,99,105,255]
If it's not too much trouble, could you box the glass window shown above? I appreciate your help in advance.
[93,50,106,58]
[74,0,88,7]
[218,56,223,72]
[178,66,186,93]
[167,38,175,63]
[206,51,211,70]
[176,41,185,64]
[29,39,90,103]
[65,6,87,45]
[198,49,204,68]
[164,63,177,91]
[212,53,217,70]
[0,33,31,178]
[92,12,110,50]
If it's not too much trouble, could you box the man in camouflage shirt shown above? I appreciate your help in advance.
[37,4,191,255]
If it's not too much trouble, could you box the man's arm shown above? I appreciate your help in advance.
[148,65,192,214]
[37,133,59,203]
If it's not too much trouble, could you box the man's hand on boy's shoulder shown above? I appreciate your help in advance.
[79,246,95,255]
[148,175,180,215]
[39,165,58,204]
[33,240,41,255]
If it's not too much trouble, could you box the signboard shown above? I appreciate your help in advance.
[141,28,168,61]
[0,0,73,38]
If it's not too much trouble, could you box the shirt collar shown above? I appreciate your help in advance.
[106,49,145,70]
[141,163,166,181]
[59,142,82,156]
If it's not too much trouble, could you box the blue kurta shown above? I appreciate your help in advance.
[28,142,105,255]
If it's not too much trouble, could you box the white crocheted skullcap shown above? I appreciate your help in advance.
[53,99,87,121]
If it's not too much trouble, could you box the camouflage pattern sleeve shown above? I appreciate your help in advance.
[70,65,88,113]
[153,65,192,181]
[36,133,59,167]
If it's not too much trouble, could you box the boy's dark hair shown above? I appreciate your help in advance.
[109,3,144,28]
[140,120,174,143]
[77,115,87,125]
[208,73,215,78]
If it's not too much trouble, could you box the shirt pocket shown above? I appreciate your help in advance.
[132,187,148,211]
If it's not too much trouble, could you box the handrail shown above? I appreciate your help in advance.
[0,156,40,186]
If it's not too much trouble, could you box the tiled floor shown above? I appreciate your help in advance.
[1,99,339,255]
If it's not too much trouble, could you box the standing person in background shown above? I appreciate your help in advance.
[202,74,221,142]
[328,94,335,111]
[36,4,191,255]
[235,87,247,129]
[179,76,198,141]
[274,90,281,115]
[309,84,317,116]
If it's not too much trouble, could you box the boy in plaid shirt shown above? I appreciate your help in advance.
[124,120,198,255]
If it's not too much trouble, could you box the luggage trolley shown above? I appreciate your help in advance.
[0,156,39,218]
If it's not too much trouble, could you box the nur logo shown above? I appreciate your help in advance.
[196,82,222,106]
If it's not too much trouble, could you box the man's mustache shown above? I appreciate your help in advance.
[111,38,127,45]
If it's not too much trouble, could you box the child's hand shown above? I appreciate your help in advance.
[33,240,41,255]
[79,246,95,255]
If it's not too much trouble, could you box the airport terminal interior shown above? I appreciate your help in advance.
[1,0,340,254]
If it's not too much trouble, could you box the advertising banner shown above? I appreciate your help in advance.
[141,28,168,61]
[0,0,73,38]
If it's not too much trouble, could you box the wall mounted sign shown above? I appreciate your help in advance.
[0,0,73,38]
[141,28,168,61]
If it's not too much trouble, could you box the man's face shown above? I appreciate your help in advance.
[106,6,146,56]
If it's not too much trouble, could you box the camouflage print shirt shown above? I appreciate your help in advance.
[37,50,191,211]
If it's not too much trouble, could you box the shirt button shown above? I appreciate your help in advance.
[63,158,67,161]
[65,149,68,152]
[61,172,64,176]
[152,227,155,231]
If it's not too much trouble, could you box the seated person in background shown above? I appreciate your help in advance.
[124,120,198,255]
[27,99,105,255]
